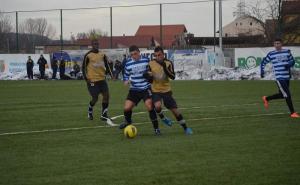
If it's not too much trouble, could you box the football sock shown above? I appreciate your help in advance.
[102,103,109,116]
[88,102,93,113]
[149,110,159,129]
[285,97,295,114]
[267,93,283,101]
[176,114,187,130]
[124,110,132,124]
[156,109,165,119]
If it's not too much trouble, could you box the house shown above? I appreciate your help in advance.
[222,15,265,37]
[135,24,188,48]
[76,24,188,49]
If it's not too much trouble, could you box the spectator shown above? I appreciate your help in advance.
[37,55,47,79]
[113,60,122,79]
[121,54,127,77]
[51,58,58,80]
[26,56,34,80]
[71,62,80,78]
[59,59,66,79]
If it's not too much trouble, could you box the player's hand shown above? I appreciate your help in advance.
[124,80,130,86]
[160,61,167,68]
[143,72,153,83]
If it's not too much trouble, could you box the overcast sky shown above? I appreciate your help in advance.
[1,0,240,39]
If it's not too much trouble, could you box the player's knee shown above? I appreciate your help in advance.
[102,93,109,103]
[124,103,134,112]
[91,96,98,104]
[144,100,153,111]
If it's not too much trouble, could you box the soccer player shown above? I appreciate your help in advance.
[82,40,114,122]
[146,46,193,134]
[119,45,161,135]
[260,38,299,118]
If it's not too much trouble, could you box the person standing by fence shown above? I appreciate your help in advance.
[26,56,34,80]
[37,55,47,80]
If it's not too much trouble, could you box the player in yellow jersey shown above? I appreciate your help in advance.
[146,46,192,135]
[82,40,114,123]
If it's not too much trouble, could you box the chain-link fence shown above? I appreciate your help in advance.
[0,0,234,53]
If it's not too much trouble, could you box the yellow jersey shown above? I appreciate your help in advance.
[148,59,175,93]
[82,50,111,82]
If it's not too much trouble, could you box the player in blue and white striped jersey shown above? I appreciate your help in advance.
[119,45,161,134]
[260,38,299,118]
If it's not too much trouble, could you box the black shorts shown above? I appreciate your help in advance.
[127,89,152,106]
[87,80,109,97]
[152,91,177,109]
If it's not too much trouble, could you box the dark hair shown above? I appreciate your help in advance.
[274,38,282,42]
[154,46,164,53]
[129,45,139,52]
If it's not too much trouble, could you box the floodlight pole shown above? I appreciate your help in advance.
[160,4,163,47]
[219,0,223,50]
[60,9,63,53]
[213,0,216,52]
[16,11,19,53]
[110,7,113,49]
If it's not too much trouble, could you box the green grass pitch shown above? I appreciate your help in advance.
[0,80,300,185]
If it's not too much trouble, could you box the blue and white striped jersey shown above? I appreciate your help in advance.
[123,56,151,91]
[260,49,295,80]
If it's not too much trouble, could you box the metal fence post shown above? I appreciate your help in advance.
[16,11,19,53]
[160,4,163,47]
[110,7,113,49]
[60,9,63,53]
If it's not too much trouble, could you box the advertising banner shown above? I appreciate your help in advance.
[235,47,300,69]
[0,54,51,74]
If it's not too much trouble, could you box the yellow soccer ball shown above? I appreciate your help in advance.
[124,125,137,138]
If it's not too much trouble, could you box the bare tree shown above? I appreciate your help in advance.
[0,12,13,52]
[76,28,108,40]
[19,18,56,52]
[245,0,281,43]
[20,18,56,39]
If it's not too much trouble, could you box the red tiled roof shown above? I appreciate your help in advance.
[135,24,187,37]
[77,36,156,49]
[76,24,188,48]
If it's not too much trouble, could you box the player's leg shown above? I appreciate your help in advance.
[153,93,172,127]
[119,90,141,129]
[119,100,135,129]
[165,95,192,135]
[262,80,284,109]
[87,82,100,120]
[99,81,111,121]
[279,80,299,117]
[144,97,160,135]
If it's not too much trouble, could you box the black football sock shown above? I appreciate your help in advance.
[88,102,94,113]
[176,114,187,130]
[124,110,132,124]
[102,103,109,116]
[149,110,159,129]
[267,93,283,101]
[155,109,165,119]
[285,97,295,114]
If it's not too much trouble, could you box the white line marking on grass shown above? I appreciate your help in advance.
[110,103,259,120]
[0,112,286,136]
